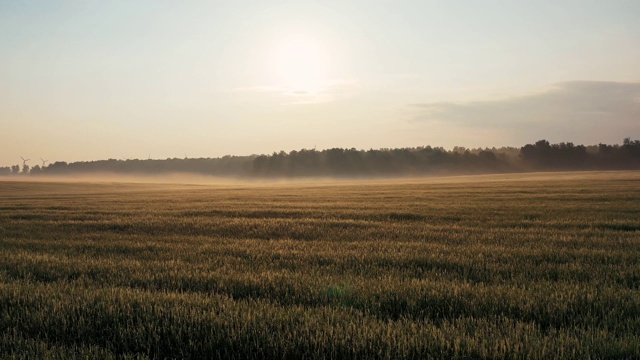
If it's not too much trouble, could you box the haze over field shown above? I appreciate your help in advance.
[2,1,639,166]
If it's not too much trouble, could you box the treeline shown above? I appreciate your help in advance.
[2,138,640,178]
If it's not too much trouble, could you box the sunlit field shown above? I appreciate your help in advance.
[1,172,639,359]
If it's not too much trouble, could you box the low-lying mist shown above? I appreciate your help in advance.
[2,170,633,189]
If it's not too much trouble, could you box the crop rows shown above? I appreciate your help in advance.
[1,172,639,359]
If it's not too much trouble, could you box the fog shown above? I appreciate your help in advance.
[3,170,636,193]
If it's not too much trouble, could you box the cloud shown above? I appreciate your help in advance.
[231,79,360,105]
[411,81,640,131]
[231,85,282,93]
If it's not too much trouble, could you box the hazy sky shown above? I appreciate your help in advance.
[2,0,639,166]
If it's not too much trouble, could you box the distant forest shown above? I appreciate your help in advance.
[2,138,640,178]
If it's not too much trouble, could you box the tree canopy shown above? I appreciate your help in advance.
[3,139,640,178]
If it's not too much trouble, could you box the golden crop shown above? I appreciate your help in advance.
[1,172,639,359]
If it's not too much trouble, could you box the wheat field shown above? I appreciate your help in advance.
[1,171,639,359]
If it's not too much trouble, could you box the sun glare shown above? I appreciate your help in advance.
[271,35,328,95]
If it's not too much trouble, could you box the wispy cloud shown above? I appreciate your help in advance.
[411,81,640,130]
[231,79,360,105]
[231,85,282,93]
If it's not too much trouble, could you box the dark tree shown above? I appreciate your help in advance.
[30,165,42,175]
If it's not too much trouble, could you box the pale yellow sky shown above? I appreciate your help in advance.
[2,1,639,166]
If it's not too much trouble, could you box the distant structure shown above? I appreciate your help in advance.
[20,156,30,167]
[40,158,48,167]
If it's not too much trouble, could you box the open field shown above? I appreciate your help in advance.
[1,171,639,359]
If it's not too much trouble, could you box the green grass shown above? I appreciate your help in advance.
[1,171,639,359]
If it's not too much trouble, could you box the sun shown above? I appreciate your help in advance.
[270,35,328,95]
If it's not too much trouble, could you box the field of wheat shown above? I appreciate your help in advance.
[0,171,639,359]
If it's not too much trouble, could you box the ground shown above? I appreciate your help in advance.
[1,171,639,359]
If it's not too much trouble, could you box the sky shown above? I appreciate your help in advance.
[1,0,639,166]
